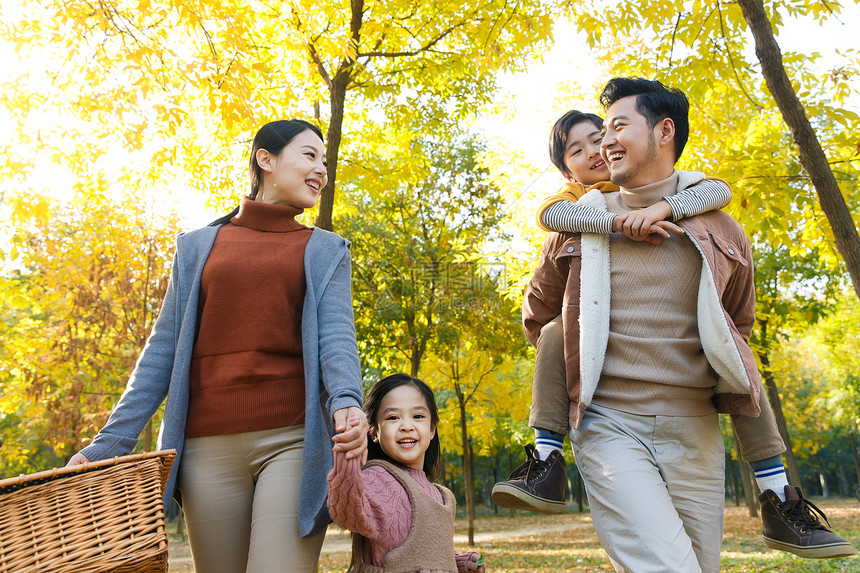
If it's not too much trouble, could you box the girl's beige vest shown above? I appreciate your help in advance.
[348,460,458,573]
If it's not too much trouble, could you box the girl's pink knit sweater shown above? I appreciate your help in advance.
[327,452,477,571]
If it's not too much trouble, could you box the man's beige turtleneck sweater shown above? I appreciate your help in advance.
[593,171,718,416]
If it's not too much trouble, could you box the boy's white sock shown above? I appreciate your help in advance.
[751,458,789,501]
[534,429,564,461]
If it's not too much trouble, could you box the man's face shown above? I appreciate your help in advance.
[600,95,661,188]
[562,120,610,185]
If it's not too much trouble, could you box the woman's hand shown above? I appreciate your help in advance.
[65,452,90,467]
[332,406,369,462]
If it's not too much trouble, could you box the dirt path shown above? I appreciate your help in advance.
[167,520,593,569]
[321,520,593,553]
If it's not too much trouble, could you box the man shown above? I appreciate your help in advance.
[521,77,853,571]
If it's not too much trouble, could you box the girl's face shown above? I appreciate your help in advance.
[255,129,328,208]
[373,384,436,471]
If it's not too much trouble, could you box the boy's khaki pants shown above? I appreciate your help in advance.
[529,314,786,462]
[178,425,325,573]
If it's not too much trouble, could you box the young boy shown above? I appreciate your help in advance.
[492,108,854,559]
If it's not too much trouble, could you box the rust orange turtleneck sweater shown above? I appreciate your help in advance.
[185,196,312,438]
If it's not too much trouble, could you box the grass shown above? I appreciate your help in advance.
[167,498,860,572]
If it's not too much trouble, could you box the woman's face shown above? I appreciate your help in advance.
[373,384,436,471]
[255,129,328,208]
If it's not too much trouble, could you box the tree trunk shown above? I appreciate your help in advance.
[315,0,364,231]
[507,449,515,517]
[734,427,759,517]
[839,465,850,498]
[737,0,860,299]
[410,345,423,378]
[757,321,802,487]
[727,453,741,506]
[457,386,475,545]
[492,454,501,515]
[468,441,477,524]
[317,74,348,232]
[850,432,860,489]
[819,471,830,498]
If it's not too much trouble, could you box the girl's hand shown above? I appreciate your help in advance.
[332,406,369,461]
[466,552,486,572]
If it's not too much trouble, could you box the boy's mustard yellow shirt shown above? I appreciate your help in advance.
[535,180,619,232]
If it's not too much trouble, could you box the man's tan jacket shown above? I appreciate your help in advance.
[522,172,764,429]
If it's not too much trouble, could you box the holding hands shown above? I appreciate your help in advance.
[332,406,369,462]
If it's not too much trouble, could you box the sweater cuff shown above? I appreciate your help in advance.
[78,432,139,463]
[662,195,683,221]
[330,396,362,416]
[456,551,480,573]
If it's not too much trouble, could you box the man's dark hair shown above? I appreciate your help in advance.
[599,77,689,162]
[548,110,604,179]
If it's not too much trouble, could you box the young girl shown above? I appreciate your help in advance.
[68,119,368,572]
[328,373,487,573]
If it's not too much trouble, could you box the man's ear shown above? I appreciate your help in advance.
[657,118,676,149]
[256,149,274,173]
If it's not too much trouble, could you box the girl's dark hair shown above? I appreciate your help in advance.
[364,373,442,481]
[208,119,325,227]
[548,110,604,179]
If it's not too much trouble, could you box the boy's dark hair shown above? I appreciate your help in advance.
[364,373,441,481]
[209,118,324,226]
[599,77,689,162]
[548,110,604,179]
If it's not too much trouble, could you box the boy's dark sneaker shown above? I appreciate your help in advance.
[759,486,855,559]
[491,443,566,514]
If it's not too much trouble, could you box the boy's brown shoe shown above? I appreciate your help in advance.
[760,486,855,559]
[491,444,566,514]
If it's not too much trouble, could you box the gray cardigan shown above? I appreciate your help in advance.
[79,224,364,537]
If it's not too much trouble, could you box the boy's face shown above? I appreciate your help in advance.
[562,120,609,185]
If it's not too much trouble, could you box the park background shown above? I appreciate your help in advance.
[1,0,859,570]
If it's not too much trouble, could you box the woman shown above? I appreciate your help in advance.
[68,119,368,572]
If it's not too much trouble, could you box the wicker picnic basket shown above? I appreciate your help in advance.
[0,449,176,573]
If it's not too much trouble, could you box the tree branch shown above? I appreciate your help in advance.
[358,22,465,58]
[667,11,682,69]
[286,1,333,89]
[716,0,760,107]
